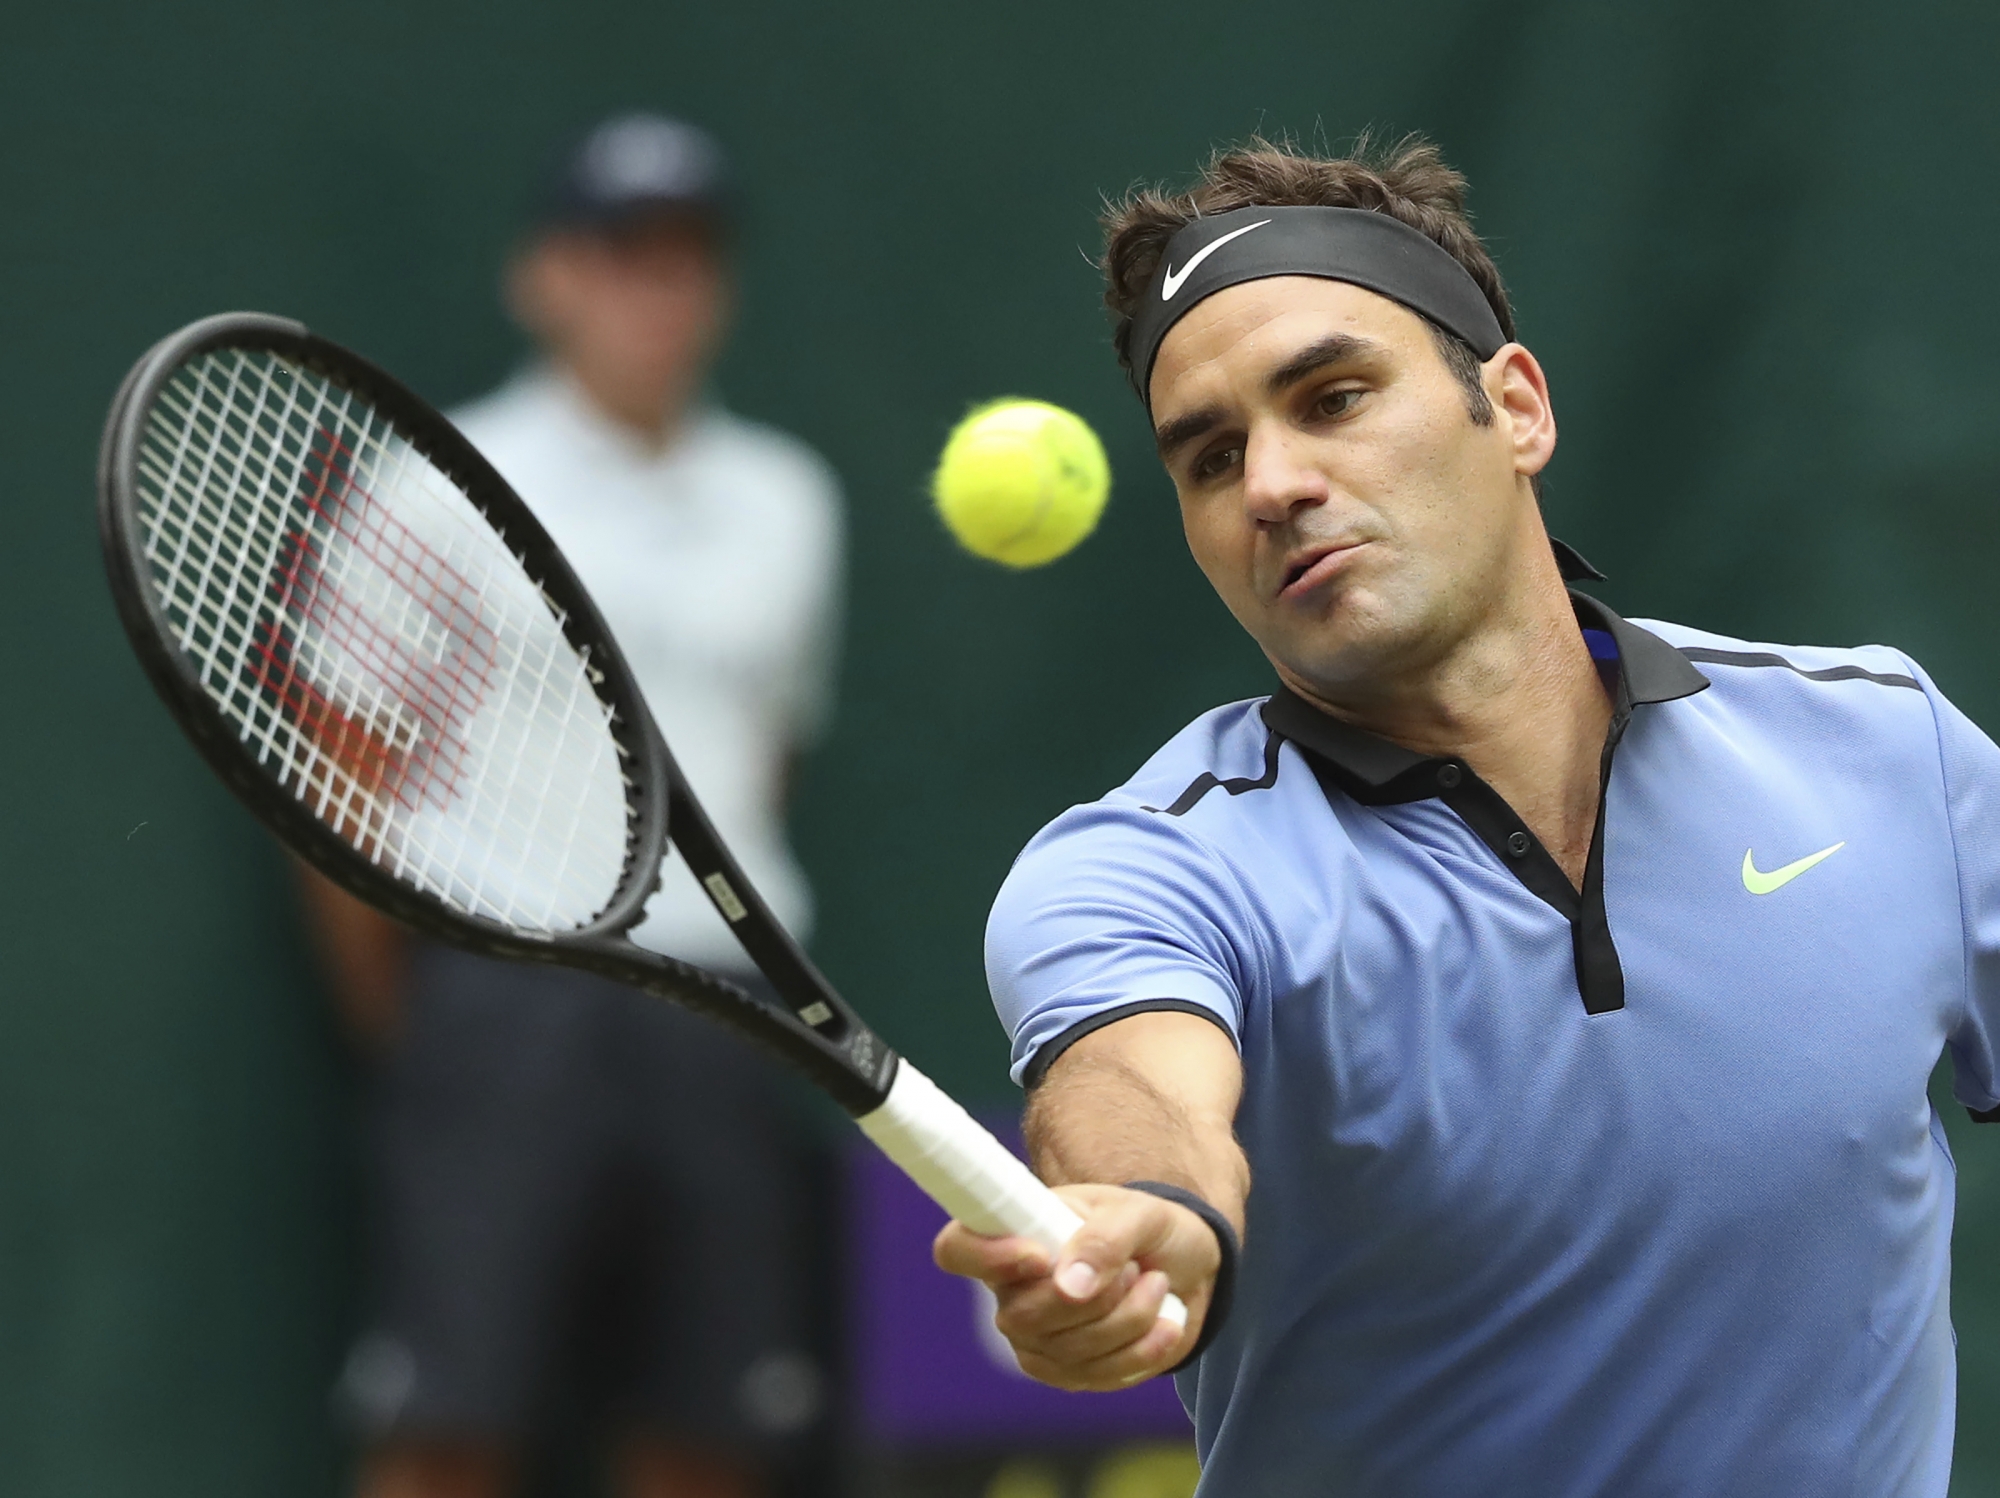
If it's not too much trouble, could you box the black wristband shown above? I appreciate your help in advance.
[1123,1180,1238,1371]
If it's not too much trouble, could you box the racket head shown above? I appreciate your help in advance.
[99,311,898,1114]
[98,311,672,956]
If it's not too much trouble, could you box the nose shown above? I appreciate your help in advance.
[1240,422,1328,526]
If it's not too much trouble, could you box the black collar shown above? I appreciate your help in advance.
[1578,591,1711,706]
[1259,592,1708,804]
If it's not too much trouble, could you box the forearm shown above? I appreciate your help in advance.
[292,859,409,1050]
[1024,1012,1248,1232]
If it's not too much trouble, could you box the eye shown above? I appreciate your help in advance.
[1189,443,1243,483]
[1312,386,1363,420]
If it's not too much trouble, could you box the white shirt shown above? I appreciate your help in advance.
[451,367,843,968]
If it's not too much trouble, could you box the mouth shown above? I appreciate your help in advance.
[1277,539,1367,602]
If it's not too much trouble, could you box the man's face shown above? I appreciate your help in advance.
[1148,276,1552,701]
[512,216,728,428]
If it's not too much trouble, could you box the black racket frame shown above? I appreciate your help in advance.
[98,312,896,1114]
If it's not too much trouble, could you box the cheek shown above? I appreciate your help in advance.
[588,285,706,359]
[1178,493,1254,596]
[1363,395,1497,532]
[1372,389,1457,474]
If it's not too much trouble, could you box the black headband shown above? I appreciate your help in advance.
[1125,205,1508,406]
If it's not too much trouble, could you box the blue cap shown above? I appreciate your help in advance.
[538,114,730,231]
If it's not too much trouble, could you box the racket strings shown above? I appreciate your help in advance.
[133,347,633,933]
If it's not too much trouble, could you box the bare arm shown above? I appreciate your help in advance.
[933,1010,1246,1389]
[1026,1011,1248,1210]
[292,860,408,1052]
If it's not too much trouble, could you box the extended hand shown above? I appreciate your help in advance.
[933,1181,1222,1390]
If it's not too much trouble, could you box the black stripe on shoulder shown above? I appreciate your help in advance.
[1143,729,1282,817]
[1677,646,1919,691]
[1970,1103,2000,1124]
[1023,999,1236,1090]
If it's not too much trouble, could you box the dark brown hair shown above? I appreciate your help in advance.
[1101,136,1515,424]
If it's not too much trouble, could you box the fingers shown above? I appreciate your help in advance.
[1001,1265,1187,1390]
[933,1221,1050,1285]
[930,1183,1219,1391]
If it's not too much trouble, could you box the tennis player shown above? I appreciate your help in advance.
[935,138,1995,1495]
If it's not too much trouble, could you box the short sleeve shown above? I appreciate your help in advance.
[1916,658,2000,1116]
[985,799,1258,1089]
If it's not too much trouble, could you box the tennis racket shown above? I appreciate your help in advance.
[98,311,1185,1334]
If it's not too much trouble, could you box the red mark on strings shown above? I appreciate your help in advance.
[250,426,498,844]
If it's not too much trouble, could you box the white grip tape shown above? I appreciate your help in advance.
[856,1060,1188,1331]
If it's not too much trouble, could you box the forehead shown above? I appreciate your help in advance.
[547,215,719,267]
[1147,275,1434,413]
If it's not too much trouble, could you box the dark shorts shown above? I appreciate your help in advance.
[338,944,825,1453]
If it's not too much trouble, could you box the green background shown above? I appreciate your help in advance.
[3,0,1997,1492]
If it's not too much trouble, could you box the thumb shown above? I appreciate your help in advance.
[1054,1256,1105,1301]
[1048,1184,1187,1304]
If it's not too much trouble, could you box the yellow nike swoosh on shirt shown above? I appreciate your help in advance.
[1741,841,1846,895]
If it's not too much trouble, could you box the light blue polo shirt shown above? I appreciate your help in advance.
[986,595,2000,1497]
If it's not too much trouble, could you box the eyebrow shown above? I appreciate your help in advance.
[1264,332,1381,395]
[1154,404,1225,460]
[1152,332,1386,459]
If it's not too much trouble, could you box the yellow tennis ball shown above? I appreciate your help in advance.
[931,399,1110,568]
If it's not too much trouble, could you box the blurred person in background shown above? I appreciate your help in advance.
[298,113,845,1498]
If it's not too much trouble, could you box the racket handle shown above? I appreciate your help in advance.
[857,1059,1189,1332]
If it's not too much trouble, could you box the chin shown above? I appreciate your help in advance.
[1267,593,1438,695]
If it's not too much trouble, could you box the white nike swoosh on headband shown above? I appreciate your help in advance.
[1161,219,1273,300]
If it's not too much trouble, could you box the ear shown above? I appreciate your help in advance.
[699,261,738,347]
[715,265,738,325]
[1485,343,1556,482]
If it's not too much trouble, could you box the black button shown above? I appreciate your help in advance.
[1436,764,1462,789]
[1505,830,1531,856]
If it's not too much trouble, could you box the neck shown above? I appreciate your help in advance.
[1278,550,1612,887]
[557,361,687,449]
